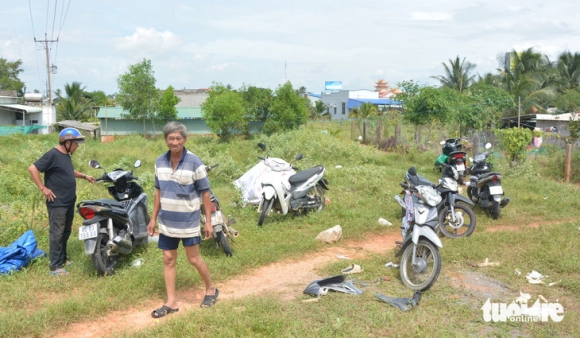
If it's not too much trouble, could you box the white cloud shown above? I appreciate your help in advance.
[410,11,453,21]
[115,27,182,55]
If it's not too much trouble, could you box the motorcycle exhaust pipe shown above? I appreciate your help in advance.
[228,227,239,238]
[112,236,133,255]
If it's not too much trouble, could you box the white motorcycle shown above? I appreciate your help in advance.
[257,144,329,226]
[394,167,443,291]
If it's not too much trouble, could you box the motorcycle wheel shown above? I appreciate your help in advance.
[399,239,441,291]
[92,233,118,276]
[457,175,465,185]
[308,186,326,213]
[258,198,271,226]
[216,230,233,257]
[491,200,501,220]
[438,203,476,238]
[467,186,473,200]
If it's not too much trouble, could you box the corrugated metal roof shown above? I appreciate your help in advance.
[346,98,401,109]
[96,106,202,120]
[0,103,43,113]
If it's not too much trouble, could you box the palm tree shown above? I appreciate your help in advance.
[55,82,92,121]
[556,51,580,91]
[348,102,378,118]
[310,100,328,120]
[431,56,476,93]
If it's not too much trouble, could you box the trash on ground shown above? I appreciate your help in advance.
[335,165,343,169]
[478,258,500,267]
[342,264,363,275]
[131,258,145,267]
[538,295,549,303]
[302,298,319,303]
[515,291,531,304]
[384,276,391,282]
[515,269,521,276]
[526,270,546,284]
[548,281,560,287]
[303,275,363,296]
[385,262,399,268]
[0,230,46,275]
[315,225,342,243]
[336,255,351,260]
[378,218,392,226]
[375,291,422,311]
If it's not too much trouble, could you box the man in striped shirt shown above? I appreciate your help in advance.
[147,122,219,318]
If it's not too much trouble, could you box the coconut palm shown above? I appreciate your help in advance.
[556,51,580,91]
[431,56,476,93]
[55,82,92,121]
[348,102,378,118]
[310,100,329,120]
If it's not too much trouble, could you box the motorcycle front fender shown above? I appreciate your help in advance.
[262,185,276,201]
[453,193,475,207]
[412,225,443,248]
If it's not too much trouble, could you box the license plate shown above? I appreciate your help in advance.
[489,185,503,195]
[79,223,98,240]
[456,164,465,171]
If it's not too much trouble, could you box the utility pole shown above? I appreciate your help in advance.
[34,34,58,105]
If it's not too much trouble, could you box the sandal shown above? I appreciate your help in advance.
[48,269,69,276]
[151,305,179,318]
[200,289,219,308]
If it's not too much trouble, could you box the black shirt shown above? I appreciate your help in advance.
[34,148,77,207]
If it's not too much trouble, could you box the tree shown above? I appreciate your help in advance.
[201,83,247,142]
[0,58,25,94]
[116,59,159,136]
[310,100,329,120]
[54,82,92,121]
[454,83,514,134]
[263,82,308,135]
[156,85,181,123]
[431,56,476,93]
[556,51,580,91]
[553,89,580,113]
[348,102,378,119]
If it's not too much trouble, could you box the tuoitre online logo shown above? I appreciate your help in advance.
[481,298,564,323]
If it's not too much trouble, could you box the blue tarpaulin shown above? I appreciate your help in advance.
[0,230,46,275]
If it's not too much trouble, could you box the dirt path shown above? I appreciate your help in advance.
[55,232,401,338]
[54,219,572,338]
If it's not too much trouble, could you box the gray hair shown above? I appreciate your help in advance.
[163,122,187,140]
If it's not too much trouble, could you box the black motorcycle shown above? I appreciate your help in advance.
[435,138,468,185]
[76,160,149,276]
[200,164,238,257]
[467,144,510,219]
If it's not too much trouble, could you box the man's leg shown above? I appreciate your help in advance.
[184,244,215,296]
[61,204,75,263]
[47,206,68,271]
[162,249,179,309]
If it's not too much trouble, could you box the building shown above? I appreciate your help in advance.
[501,113,580,137]
[318,89,401,121]
[0,91,56,135]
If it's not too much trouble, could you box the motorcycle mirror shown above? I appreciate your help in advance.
[88,160,101,169]
[133,159,141,168]
[408,166,417,176]
[258,143,266,151]
[485,143,492,149]
[295,153,303,161]
[440,140,445,145]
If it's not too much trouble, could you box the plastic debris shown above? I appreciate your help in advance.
[385,262,399,268]
[336,255,351,260]
[478,258,500,267]
[302,298,319,303]
[538,295,549,303]
[526,270,546,284]
[335,165,343,169]
[375,291,422,311]
[515,269,521,276]
[515,291,531,304]
[131,258,144,267]
[378,218,392,226]
[548,281,560,287]
[315,225,342,243]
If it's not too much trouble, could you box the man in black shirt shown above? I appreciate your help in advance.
[28,128,96,275]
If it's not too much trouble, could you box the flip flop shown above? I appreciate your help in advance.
[341,264,363,275]
[200,289,219,308]
[151,305,179,318]
[48,269,69,276]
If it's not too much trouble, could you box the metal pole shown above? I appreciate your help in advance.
[518,97,521,128]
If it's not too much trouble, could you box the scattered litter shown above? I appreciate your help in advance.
[378,218,392,226]
[303,275,363,296]
[515,269,521,276]
[385,262,399,268]
[315,225,342,243]
[375,291,422,311]
[515,291,531,304]
[336,255,351,260]
[130,258,144,267]
[538,295,548,303]
[357,136,363,141]
[548,281,561,287]
[342,264,364,275]
[384,276,391,282]
[526,270,546,284]
[302,298,319,303]
[335,165,343,169]
[478,258,500,267]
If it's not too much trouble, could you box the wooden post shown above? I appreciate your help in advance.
[564,143,572,182]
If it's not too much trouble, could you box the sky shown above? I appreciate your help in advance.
[2,0,579,97]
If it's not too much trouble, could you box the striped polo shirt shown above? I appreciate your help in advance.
[154,148,210,238]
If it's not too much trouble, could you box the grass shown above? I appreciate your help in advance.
[0,123,578,337]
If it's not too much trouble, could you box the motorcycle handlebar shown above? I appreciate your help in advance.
[206,163,219,172]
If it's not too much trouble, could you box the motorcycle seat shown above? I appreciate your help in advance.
[447,151,467,158]
[288,165,324,185]
[81,198,125,209]
[477,172,501,179]
[412,174,436,188]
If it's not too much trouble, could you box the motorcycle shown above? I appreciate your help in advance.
[467,143,510,219]
[200,163,239,257]
[76,160,149,276]
[396,165,476,238]
[394,167,443,291]
[435,138,468,185]
[257,144,329,226]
